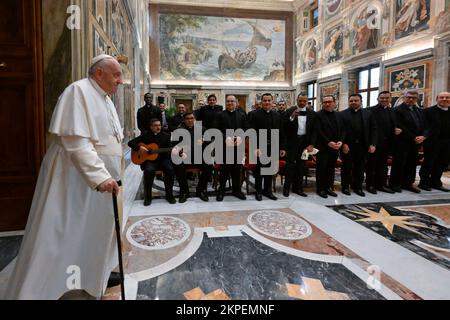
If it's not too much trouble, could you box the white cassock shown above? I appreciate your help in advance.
[4,78,124,300]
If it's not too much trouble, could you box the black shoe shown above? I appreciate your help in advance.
[107,272,123,288]
[342,188,351,196]
[283,188,290,197]
[166,195,177,204]
[179,193,189,204]
[263,192,278,200]
[216,192,225,202]
[143,198,152,206]
[326,189,337,197]
[431,185,450,192]
[418,183,432,191]
[354,189,366,197]
[196,191,209,202]
[317,191,328,199]
[255,193,263,201]
[367,186,377,194]
[378,186,394,194]
[390,186,402,193]
[293,189,307,197]
[232,191,247,200]
[403,185,421,193]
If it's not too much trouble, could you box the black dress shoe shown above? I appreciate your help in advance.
[354,189,366,197]
[418,184,432,191]
[342,188,351,196]
[283,189,290,197]
[367,186,377,194]
[196,191,209,202]
[326,189,337,197]
[179,193,189,204]
[431,185,450,192]
[263,192,278,200]
[143,198,152,206]
[216,192,225,202]
[232,191,247,200]
[107,272,123,288]
[390,186,402,193]
[317,191,328,199]
[293,189,307,197]
[378,186,394,194]
[403,185,421,193]
[166,195,177,204]
[255,193,263,201]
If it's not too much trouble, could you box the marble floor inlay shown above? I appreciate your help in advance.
[330,203,450,270]
[136,235,385,300]
[247,210,312,240]
[126,216,191,251]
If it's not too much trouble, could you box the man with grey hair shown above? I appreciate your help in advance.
[390,90,429,193]
[5,54,124,300]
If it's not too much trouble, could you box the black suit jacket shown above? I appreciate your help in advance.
[315,110,346,149]
[168,113,184,132]
[284,106,317,146]
[194,105,224,129]
[137,104,162,133]
[248,108,286,150]
[367,104,396,145]
[393,103,430,145]
[217,109,248,134]
[339,108,377,148]
[423,105,448,148]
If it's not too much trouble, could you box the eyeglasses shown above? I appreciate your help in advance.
[405,96,418,100]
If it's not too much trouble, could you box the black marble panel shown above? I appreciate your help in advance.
[330,204,450,270]
[0,236,22,272]
[137,234,385,300]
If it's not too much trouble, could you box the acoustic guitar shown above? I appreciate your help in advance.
[131,143,173,165]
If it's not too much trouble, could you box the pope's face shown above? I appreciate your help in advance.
[95,59,123,95]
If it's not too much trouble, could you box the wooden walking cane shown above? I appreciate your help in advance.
[112,181,126,300]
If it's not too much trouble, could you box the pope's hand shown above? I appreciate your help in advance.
[98,178,120,195]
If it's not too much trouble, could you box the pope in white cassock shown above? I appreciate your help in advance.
[5,55,124,300]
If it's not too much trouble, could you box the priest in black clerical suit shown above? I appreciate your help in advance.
[194,94,223,130]
[137,93,162,134]
[365,91,397,194]
[314,95,345,199]
[419,92,450,192]
[216,95,248,201]
[390,90,430,193]
[248,93,286,201]
[128,119,176,206]
[339,94,377,197]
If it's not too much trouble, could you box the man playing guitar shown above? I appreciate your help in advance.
[128,118,176,206]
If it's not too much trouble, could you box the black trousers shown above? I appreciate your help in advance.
[315,148,338,192]
[284,136,307,191]
[390,142,419,188]
[366,141,390,189]
[419,139,450,187]
[341,143,367,190]
[219,164,243,193]
[142,159,175,198]
[174,163,212,195]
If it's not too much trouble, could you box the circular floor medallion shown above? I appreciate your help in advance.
[127,216,191,250]
[247,210,312,240]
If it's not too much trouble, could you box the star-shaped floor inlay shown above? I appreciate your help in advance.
[347,206,431,237]
[287,277,350,300]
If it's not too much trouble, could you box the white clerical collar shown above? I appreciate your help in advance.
[437,105,448,111]
[298,107,306,111]
[89,78,108,97]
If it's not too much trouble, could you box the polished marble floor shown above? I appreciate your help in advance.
[1,167,449,300]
